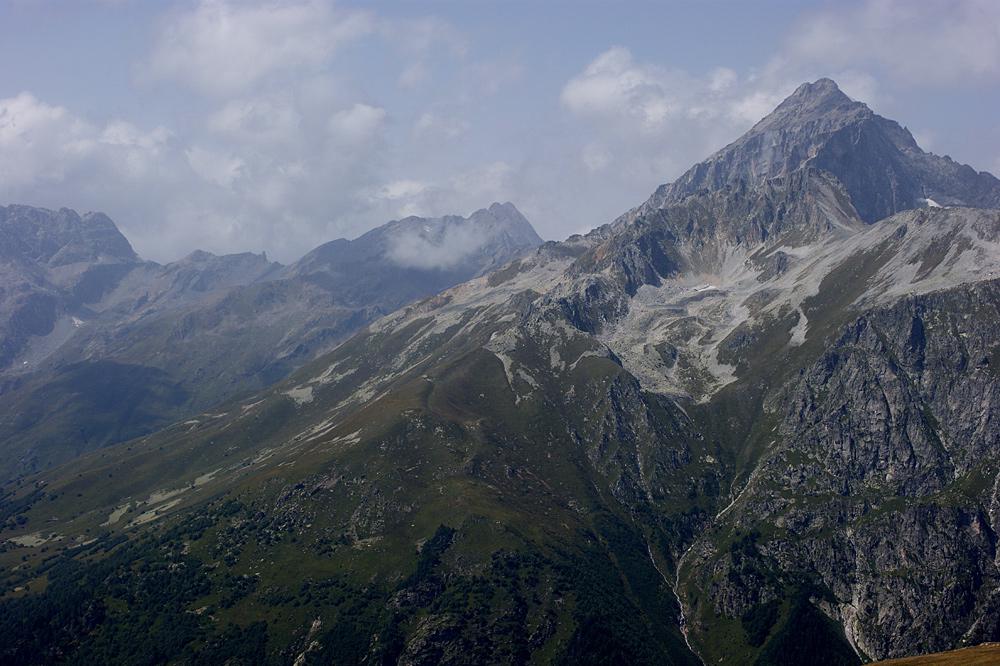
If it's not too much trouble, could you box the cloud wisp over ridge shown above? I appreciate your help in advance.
[386,223,490,271]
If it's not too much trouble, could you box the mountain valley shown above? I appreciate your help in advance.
[2,79,1000,665]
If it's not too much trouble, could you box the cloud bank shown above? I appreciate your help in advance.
[0,0,995,264]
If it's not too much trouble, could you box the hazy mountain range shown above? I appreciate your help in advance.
[0,202,541,478]
[3,79,1000,665]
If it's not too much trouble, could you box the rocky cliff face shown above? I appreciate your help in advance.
[679,279,1000,661]
[2,80,999,664]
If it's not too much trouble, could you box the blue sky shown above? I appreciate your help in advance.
[1,0,998,262]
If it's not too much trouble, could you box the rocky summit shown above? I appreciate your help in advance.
[3,79,1000,665]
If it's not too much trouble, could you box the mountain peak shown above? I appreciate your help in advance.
[0,203,138,266]
[752,77,869,135]
[486,201,524,219]
[787,77,850,104]
[634,78,1000,225]
[476,201,544,245]
[488,201,517,213]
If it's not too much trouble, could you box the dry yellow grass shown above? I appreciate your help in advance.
[874,643,1000,665]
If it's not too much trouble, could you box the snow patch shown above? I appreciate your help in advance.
[313,359,357,385]
[8,532,63,547]
[128,498,183,527]
[146,487,187,504]
[102,502,132,527]
[329,429,363,446]
[194,469,220,486]
[788,308,808,346]
[284,386,314,405]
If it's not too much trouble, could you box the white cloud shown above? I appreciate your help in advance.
[328,103,387,145]
[786,0,1000,85]
[399,62,429,89]
[144,0,373,96]
[0,93,84,188]
[561,47,678,132]
[99,120,169,152]
[100,121,171,178]
[726,88,788,126]
[449,161,513,203]
[386,223,491,270]
[414,112,468,140]
[382,16,466,91]
[185,145,245,188]
[581,143,612,173]
[371,179,429,203]
[367,162,513,221]
[0,92,169,188]
[206,97,301,145]
[708,67,737,93]
[560,47,782,135]
[0,87,395,262]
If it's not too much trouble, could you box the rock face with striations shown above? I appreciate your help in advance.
[3,80,1000,665]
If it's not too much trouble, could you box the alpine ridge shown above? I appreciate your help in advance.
[3,79,1000,665]
[0,203,541,478]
